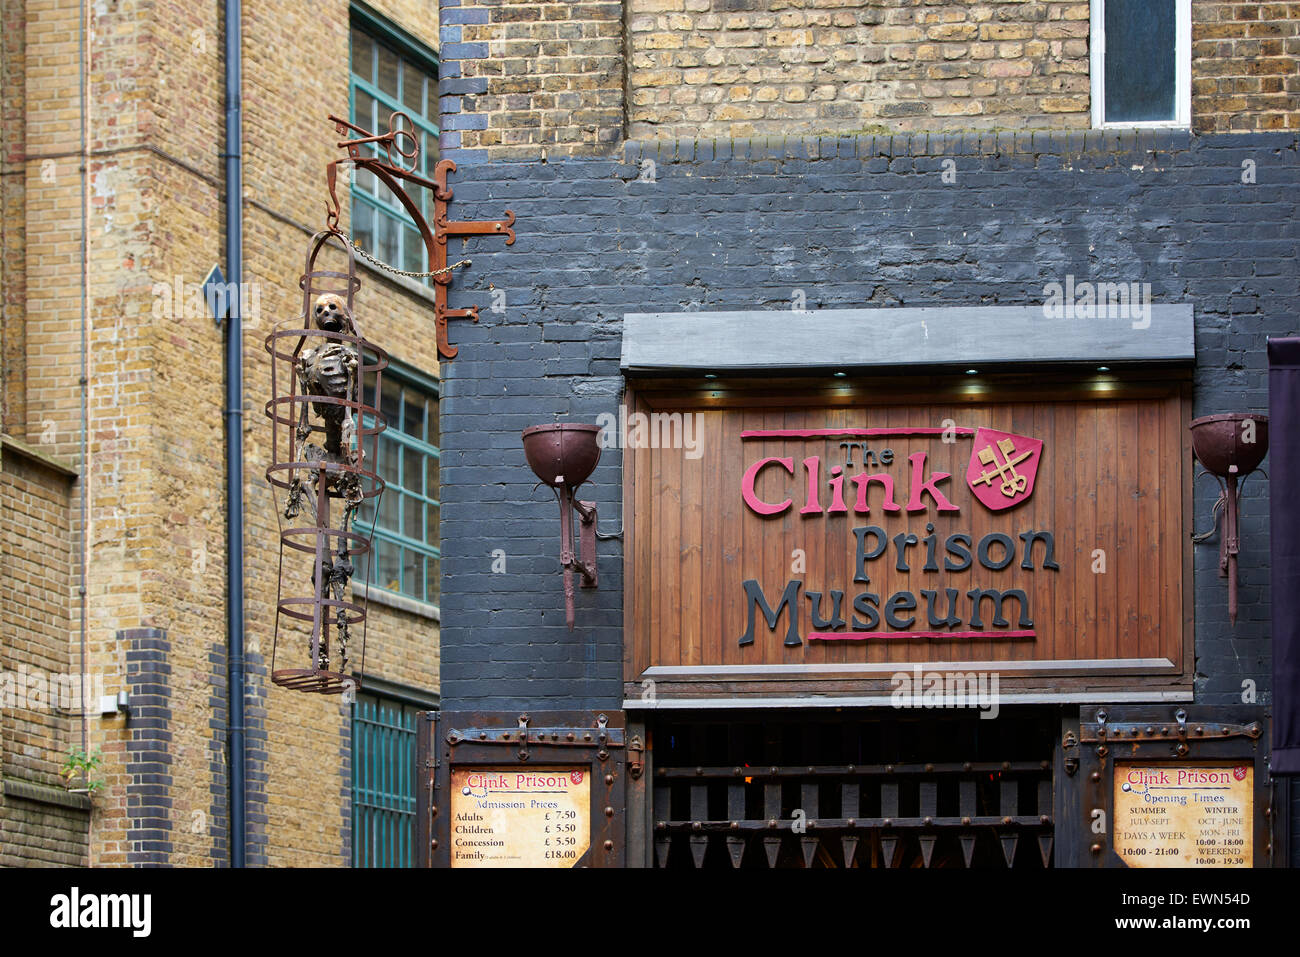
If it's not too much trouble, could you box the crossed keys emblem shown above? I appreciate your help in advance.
[973,438,1031,498]
[965,428,1044,512]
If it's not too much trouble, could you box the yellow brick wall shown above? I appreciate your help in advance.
[627,0,1093,139]
[4,0,443,867]
[1192,0,1300,131]
[1,446,76,787]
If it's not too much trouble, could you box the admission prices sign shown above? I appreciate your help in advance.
[450,767,592,868]
[624,383,1191,704]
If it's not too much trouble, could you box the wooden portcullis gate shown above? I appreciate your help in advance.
[624,709,1057,869]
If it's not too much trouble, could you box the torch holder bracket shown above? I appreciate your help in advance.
[567,499,598,589]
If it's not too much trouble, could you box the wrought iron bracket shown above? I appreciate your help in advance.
[325,111,516,360]
[1081,706,1262,756]
[446,717,627,750]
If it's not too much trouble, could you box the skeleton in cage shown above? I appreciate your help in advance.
[284,292,366,670]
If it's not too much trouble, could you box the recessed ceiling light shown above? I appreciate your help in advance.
[833,371,847,378]
[965,368,978,375]
[1097,366,1110,372]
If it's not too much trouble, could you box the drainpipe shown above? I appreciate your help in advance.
[223,0,246,868]
[78,0,89,766]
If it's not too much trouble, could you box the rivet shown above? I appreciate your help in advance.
[604,840,613,851]
[1091,772,1101,782]
[605,806,614,817]
[1090,843,1102,854]
[605,774,614,785]
[430,839,438,850]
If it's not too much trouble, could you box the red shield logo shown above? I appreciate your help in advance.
[966,428,1043,512]
[570,770,584,786]
[1233,766,1248,781]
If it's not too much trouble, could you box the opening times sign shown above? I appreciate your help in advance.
[1113,764,1253,868]
[450,767,591,868]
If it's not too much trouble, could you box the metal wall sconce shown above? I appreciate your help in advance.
[1191,412,1269,624]
[522,424,601,630]
[99,691,130,717]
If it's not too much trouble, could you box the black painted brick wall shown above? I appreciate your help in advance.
[438,130,1299,718]
[123,628,174,866]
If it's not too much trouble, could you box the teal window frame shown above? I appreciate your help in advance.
[359,359,440,609]
[351,691,420,867]
[349,4,440,282]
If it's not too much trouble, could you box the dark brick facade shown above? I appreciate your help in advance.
[439,130,1298,728]
[123,628,174,866]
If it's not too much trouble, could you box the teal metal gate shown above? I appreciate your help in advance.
[352,693,419,867]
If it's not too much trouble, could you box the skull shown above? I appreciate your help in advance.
[313,293,351,332]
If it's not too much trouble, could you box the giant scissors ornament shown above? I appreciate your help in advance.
[325,110,517,359]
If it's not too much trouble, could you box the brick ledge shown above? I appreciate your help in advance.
[621,130,1300,164]
[2,776,93,812]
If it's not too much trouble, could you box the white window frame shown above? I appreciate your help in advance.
[1090,0,1191,129]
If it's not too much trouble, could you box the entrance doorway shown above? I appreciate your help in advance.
[642,708,1057,868]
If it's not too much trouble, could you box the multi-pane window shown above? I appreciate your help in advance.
[352,692,419,867]
[349,12,440,280]
[358,368,440,608]
[1090,0,1191,128]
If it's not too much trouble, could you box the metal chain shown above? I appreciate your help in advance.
[351,240,471,279]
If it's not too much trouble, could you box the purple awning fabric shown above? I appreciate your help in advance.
[1270,338,1300,774]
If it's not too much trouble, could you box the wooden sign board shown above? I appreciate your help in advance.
[1113,764,1252,867]
[449,766,592,868]
[623,377,1192,705]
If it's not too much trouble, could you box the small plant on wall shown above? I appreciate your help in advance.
[60,746,105,795]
